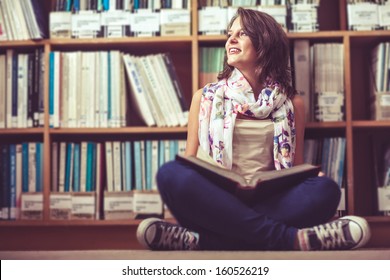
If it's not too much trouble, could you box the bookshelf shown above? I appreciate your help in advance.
[1,0,390,250]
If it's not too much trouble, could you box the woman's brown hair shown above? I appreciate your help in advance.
[217,8,295,97]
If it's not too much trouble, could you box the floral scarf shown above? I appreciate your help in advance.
[198,68,295,170]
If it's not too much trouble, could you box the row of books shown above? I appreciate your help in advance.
[372,140,390,216]
[50,139,185,220]
[0,138,185,221]
[304,137,346,216]
[50,8,191,38]
[370,42,390,120]
[304,137,346,188]
[0,142,44,220]
[293,41,345,122]
[347,0,390,31]
[0,0,47,41]
[54,0,192,11]
[198,1,288,8]
[123,52,189,127]
[52,139,185,193]
[199,47,225,88]
[198,5,288,34]
[289,1,320,32]
[198,1,320,34]
[0,49,45,129]
[48,51,188,128]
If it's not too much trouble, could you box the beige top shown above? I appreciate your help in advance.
[232,118,274,183]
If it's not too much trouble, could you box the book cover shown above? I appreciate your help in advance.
[176,155,321,203]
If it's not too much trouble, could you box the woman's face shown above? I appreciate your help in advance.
[225,17,257,73]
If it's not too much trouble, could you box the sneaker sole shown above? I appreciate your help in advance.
[341,215,371,249]
[136,218,163,249]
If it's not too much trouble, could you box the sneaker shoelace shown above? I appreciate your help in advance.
[313,220,348,250]
[157,223,195,250]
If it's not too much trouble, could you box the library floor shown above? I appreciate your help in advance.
[1,249,390,260]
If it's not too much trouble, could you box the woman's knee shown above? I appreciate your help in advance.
[156,160,198,197]
[307,176,341,218]
[312,176,341,202]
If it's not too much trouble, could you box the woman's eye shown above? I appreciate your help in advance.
[239,31,247,37]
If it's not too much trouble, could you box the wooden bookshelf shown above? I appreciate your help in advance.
[1,0,390,250]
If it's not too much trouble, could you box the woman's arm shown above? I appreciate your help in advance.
[184,89,203,157]
[292,95,305,166]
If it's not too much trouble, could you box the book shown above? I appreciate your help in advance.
[176,154,321,203]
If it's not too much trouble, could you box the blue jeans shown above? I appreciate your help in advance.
[157,160,341,250]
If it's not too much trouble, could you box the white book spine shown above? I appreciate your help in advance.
[105,141,114,192]
[58,142,67,192]
[99,52,109,128]
[94,52,101,127]
[80,141,88,192]
[6,49,13,128]
[151,140,159,191]
[68,52,78,127]
[53,52,61,128]
[112,141,122,191]
[110,51,121,128]
[28,142,37,192]
[122,54,156,127]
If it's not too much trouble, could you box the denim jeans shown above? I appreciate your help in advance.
[157,160,341,250]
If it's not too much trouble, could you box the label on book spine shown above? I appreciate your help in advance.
[49,12,72,38]
[378,187,390,211]
[71,11,101,38]
[198,7,227,34]
[380,94,390,106]
[71,193,95,218]
[50,193,72,209]
[133,192,163,215]
[50,193,72,220]
[347,4,379,26]
[21,193,43,211]
[130,11,160,33]
[379,5,390,26]
[104,192,133,211]
[21,193,43,220]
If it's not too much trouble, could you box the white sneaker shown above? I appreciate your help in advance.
[137,218,200,250]
[298,216,371,250]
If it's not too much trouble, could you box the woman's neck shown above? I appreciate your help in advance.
[240,69,263,98]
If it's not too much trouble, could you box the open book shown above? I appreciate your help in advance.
[176,154,321,203]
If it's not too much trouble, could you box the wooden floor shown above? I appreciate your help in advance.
[1,249,390,260]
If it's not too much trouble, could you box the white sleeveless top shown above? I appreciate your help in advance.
[231,118,275,183]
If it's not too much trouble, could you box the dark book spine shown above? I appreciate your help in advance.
[38,49,45,127]
[30,0,49,39]
[11,53,18,128]
[32,49,40,127]
[27,53,34,128]
[2,144,10,220]
[162,53,189,111]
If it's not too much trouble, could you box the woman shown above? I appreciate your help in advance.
[136,8,370,251]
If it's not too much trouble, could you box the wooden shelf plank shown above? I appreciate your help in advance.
[352,120,390,128]
[48,127,187,134]
[0,128,45,134]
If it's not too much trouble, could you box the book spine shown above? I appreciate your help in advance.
[125,141,132,191]
[9,144,16,220]
[22,143,29,193]
[28,142,36,193]
[35,142,43,192]
[2,145,10,219]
